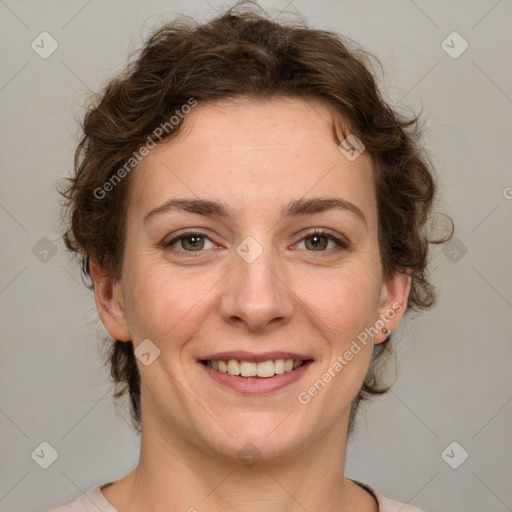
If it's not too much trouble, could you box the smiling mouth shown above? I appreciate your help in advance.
[201,358,312,378]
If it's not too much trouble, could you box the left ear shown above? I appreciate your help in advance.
[374,268,412,344]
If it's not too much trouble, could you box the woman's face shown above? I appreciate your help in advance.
[96,96,410,461]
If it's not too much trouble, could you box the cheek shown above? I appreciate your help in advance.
[298,265,380,338]
[302,273,378,405]
[123,261,215,345]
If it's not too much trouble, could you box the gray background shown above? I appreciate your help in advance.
[1,1,511,511]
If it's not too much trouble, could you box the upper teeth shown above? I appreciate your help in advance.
[206,359,303,378]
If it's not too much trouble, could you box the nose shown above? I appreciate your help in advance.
[219,241,295,333]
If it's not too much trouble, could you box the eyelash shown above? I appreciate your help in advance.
[164,229,349,258]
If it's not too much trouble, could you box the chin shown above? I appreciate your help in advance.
[195,411,313,464]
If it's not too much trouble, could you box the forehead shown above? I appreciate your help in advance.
[127,96,377,228]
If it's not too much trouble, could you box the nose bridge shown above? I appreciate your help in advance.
[219,233,294,331]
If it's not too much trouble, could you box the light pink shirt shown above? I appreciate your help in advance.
[46,479,426,512]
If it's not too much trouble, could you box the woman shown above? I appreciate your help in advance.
[52,3,452,511]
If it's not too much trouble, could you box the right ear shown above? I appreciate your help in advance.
[89,257,131,341]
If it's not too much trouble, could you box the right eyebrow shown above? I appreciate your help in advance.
[143,198,234,224]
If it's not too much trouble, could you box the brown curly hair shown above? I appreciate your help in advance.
[59,2,453,436]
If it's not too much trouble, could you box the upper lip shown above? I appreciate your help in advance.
[200,351,313,363]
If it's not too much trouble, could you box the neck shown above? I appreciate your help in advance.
[102,404,377,512]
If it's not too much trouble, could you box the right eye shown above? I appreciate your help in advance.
[164,230,216,256]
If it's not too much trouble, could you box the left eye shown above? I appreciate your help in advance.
[296,231,347,252]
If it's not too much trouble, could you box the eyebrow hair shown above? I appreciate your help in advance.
[143,197,368,230]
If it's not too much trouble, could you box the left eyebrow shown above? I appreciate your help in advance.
[282,197,368,230]
[143,196,368,231]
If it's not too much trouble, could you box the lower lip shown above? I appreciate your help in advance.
[200,361,313,394]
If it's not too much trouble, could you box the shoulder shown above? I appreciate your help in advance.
[350,478,427,512]
[45,485,118,512]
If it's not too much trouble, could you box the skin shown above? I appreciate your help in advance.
[91,96,411,512]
